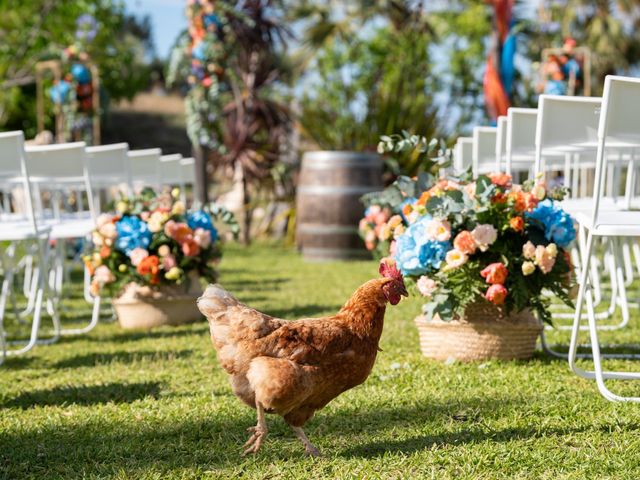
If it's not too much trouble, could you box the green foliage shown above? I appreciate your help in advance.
[0,0,153,137]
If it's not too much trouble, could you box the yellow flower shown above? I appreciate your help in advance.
[165,267,183,281]
[171,187,181,199]
[171,201,186,215]
[116,201,128,214]
[118,264,127,273]
[545,243,558,258]
[522,261,535,276]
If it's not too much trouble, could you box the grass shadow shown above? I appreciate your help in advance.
[52,349,194,369]
[1,381,162,409]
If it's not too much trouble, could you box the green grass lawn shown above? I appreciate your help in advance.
[2,243,640,479]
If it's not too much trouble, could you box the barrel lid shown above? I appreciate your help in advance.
[301,151,381,168]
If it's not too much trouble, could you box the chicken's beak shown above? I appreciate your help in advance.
[400,283,408,297]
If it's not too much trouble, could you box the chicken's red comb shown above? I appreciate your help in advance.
[379,257,403,281]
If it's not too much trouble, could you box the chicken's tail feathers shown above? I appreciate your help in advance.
[197,284,240,319]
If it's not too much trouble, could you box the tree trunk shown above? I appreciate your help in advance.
[192,143,210,207]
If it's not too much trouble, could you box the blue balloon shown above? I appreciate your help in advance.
[71,63,91,84]
[500,33,516,96]
[49,80,72,104]
[191,41,206,61]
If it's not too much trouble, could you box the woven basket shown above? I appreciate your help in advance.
[415,303,542,362]
[113,277,203,330]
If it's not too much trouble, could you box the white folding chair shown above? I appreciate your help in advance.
[180,157,200,207]
[86,142,132,212]
[472,126,498,175]
[160,153,184,190]
[453,137,473,174]
[128,148,162,192]
[25,142,101,336]
[495,116,508,172]
[568,75,640,402]
[505,107,541,178]
[0,132,57,361]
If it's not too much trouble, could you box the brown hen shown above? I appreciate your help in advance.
[196,259,407,456]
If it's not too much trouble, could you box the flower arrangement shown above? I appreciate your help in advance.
[86,188,232,297]
[393,172,575,324]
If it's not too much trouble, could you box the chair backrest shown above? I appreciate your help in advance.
[534,95,601,174]
[472,126,498,175]
[160,154,183,187]
[598,75,640,144]
[592,75,640,219]
[496,116,508,171]
[86,143,131,189]
[506,108,537,174]
[128,148,162,190]
[24,142,87,183]
[0,131,39,229]
[25,141,95,219]
[454,137,473,173]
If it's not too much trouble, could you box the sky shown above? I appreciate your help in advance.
[123,0,187,59]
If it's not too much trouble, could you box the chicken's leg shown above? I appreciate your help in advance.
[291,426,320,457]
[243,402,267,455]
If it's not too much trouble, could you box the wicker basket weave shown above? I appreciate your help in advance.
[415,303,542,362]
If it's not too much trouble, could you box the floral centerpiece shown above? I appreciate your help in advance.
[86,188,232,329]
[363,134,576,361]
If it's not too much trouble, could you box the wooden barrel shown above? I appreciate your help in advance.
[296,151,383,261]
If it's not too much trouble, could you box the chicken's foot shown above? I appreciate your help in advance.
[243,402,267,455]
[291,426,320,457]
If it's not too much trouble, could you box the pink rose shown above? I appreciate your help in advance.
[94,265,115,284]
[535,245,556,274]
[480,262,508,285]
[522,241,536,260]
[193,228,212,249]
[129,247,149,267]
[453,231,477,255]
[485,284,507,305]
[464,182,477,199]
[162,254,177,270]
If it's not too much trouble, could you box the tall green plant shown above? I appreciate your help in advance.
[298,25,439,174]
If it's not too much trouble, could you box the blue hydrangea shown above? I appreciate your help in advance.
[526,199,576,248]
[394,215,450,276]
[187,210,218,242]
[115,216,152,255]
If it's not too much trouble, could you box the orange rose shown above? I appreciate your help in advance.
[182,238,200,257]
[453,231,477,255]
[403,204,412,216]
[137,255,160,276]
[489,172,512,188]
[480,262,508,285]
[492,192,507,204]
[99,245,111,259]
[485,284,507,305]
[509,216,524,232]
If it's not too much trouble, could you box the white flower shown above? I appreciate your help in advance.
[426,219,452,242]
[417,276,438,297]
[445,249,468,269]
[471,224,497,252]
